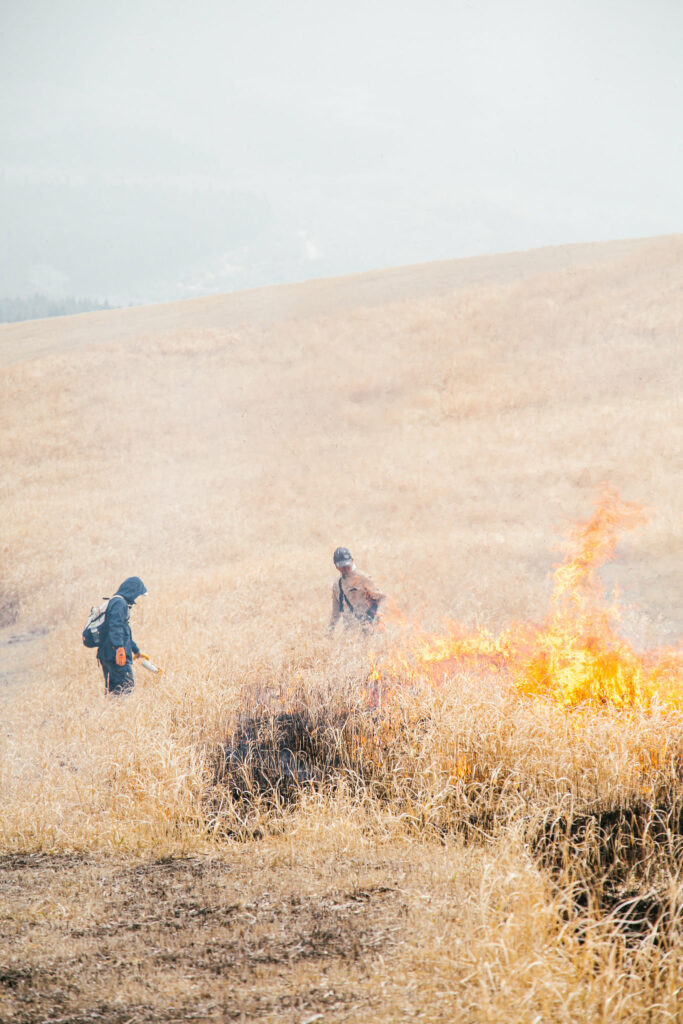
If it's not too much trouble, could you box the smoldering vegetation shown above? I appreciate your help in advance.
[209,666,683,944]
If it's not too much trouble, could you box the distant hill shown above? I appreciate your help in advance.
[0,235,676,366]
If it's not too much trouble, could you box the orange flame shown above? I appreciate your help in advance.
[373,488,683,712]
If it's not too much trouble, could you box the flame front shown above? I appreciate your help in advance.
[374,488,683,712]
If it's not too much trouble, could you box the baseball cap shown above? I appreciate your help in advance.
[333,546,353,567]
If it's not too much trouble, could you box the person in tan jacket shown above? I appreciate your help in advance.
[327,547,385,633]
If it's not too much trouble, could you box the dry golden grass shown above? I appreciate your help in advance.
[1,235,683,1021]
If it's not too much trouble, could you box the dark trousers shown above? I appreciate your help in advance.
[99,657,134,696]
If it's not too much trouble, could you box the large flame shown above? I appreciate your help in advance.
[374,488,683,711]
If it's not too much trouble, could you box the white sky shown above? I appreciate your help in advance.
[1,0,682,303]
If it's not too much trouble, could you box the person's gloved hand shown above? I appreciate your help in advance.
[115,647,126,666]
[133,652,148,661]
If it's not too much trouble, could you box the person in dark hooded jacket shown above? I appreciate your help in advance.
[97,576,147,695]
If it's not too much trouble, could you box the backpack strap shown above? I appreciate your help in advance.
[103,593,128,630]
[339,578,364,619]
[339,578,354,614]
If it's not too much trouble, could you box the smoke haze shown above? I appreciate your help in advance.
[1,0,682,304]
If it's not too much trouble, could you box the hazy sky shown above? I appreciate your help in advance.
[2,0,682,304]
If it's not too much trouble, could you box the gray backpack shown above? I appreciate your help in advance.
[82,595,125,648]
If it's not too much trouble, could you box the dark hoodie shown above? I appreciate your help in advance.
[98,576,147,665]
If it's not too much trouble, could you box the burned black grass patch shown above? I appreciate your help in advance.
[213,707,352,805]
[207,698,528,842]
[533,792,683,942]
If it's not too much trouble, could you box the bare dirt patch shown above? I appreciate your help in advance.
[0,626,47,702]
[0,589,17,629]
[0,851,410,1023]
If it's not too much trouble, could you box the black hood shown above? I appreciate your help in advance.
[115,576,147,605]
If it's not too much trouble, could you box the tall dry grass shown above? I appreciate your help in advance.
[1,236,683,1020]
[3,626,683,1019]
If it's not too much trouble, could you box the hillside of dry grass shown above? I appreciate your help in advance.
[1,235,683,1022]
[1,234,682,646]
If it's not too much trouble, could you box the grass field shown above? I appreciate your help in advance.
[1,235,682,1022]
